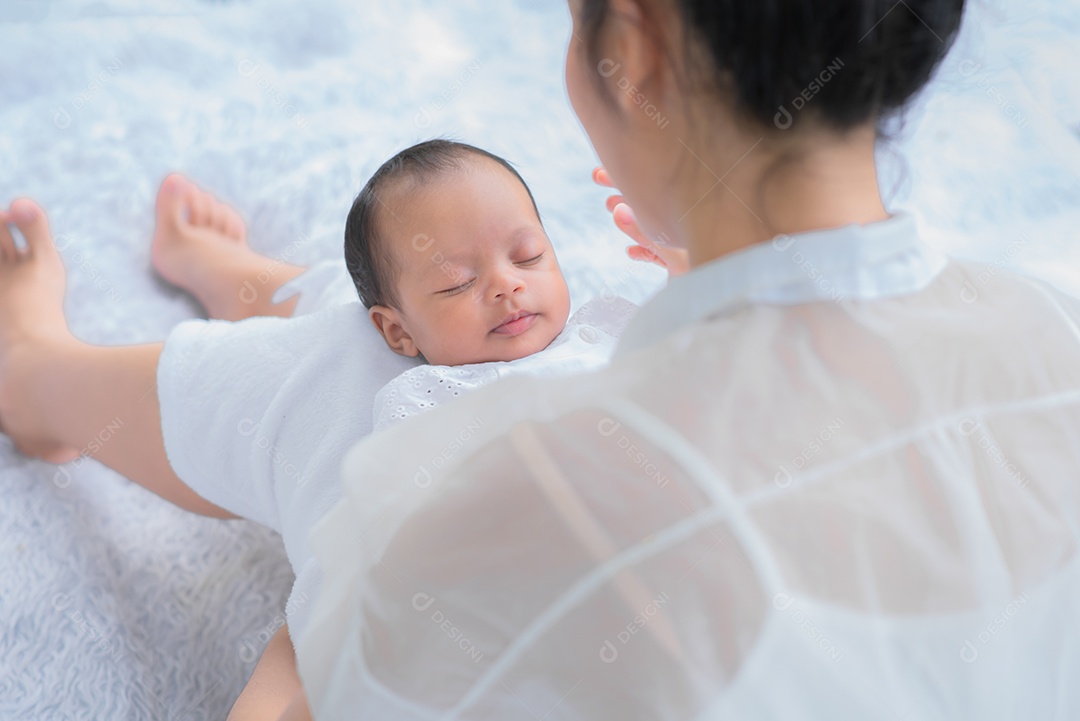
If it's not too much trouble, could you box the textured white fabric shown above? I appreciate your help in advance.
[299,214,1080,720]
[158,291,422,639]
[374,297,638,432]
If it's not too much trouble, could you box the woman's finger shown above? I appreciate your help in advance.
[627,244,667,268]
[593,167,616,188]
[612,203,655,249]
[605,194,625,214]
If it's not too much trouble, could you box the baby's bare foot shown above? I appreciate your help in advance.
[151,174,247,313]
[0,201,80,463]
[151,174,305,320]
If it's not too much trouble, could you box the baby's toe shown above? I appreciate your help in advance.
[0,211,20,262]
[158,173,189,199]
[223,206,246,242]
[156,174,197,229]
[188,190,213,228]
[9,199,54,257]
[209,197,230,235]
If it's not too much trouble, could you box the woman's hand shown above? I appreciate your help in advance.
[593,167,691,277]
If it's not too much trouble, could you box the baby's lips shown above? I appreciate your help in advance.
[493,309,529,329]
[491,311,538,336]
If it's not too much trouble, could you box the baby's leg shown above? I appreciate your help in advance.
[151,174,307,320]
[0,200,235,518]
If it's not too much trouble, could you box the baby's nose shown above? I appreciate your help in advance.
[490,269,525,299]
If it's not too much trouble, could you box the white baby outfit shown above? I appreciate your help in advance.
[156,257,636,641]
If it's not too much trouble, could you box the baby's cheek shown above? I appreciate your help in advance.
[555,279,572,326]
[543,313,567,350]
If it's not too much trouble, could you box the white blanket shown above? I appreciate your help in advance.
[0,0,1077,718]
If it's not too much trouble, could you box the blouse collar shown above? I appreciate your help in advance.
[615,213,948,358]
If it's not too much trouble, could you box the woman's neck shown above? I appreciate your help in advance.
[674,124,890,268]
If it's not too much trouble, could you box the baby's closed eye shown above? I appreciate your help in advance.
[438,279,475,295]
[516,252,544,266]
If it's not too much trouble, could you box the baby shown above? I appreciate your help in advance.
[333,140,639,431]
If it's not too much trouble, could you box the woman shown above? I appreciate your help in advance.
[298,0,1080,718]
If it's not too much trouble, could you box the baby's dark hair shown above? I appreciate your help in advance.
[579,0,965,132]
[344,139,540,309]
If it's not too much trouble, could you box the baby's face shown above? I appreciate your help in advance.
[372,160,571,366]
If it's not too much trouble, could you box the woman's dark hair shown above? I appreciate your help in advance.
[579,0,965,132]
[344,139,540,309]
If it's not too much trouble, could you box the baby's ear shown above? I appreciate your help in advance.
[369,306,420,358]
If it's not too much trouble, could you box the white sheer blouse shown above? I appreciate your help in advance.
[298,214,1080,720]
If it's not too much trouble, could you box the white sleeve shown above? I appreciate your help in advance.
[157,316,288,530]
[157,302,421,533]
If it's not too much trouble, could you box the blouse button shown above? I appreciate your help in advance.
[578,326,598,344]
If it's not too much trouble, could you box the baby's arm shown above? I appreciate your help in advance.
[275,691,313,720]
[227,625,310,721]
[227,626,311,721]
